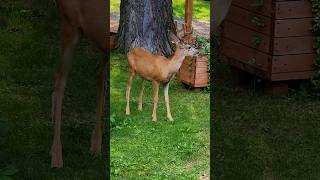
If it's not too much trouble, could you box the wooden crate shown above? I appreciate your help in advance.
[221,0,316,81]
[179,55,209,87]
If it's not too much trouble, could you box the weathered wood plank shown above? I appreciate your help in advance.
[270,71,315,81]
[222,38,271,72]
[225,5,272,36]
[232,0,273,17]
[275,1,312,19]
[273,36,314,55]
[272,54,315,73]
[221,0,315,83]
[223,21,271,54]
[274,18,313,37]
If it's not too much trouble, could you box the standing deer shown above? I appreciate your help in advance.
[51,0,107,168]
[125,28,198,122]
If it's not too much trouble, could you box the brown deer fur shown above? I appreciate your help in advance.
[51,0,106,168]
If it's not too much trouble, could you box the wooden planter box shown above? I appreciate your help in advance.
[179,55,209,87]
[221,0,316,81]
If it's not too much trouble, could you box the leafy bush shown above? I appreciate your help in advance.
[310,0,320,96]
[0,165,18,180]
[195,35,210,55]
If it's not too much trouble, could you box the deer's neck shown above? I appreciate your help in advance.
[169,46,186,73]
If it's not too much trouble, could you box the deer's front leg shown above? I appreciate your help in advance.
[138,79,144,111]
[164,82,173,121]
[51,20,80,168]
[152,81,159,122]
[90,58,107,156]
[126,69,134,115]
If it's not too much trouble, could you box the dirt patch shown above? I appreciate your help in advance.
[110,13,209,38]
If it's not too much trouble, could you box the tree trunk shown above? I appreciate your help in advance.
[117,0,176,56]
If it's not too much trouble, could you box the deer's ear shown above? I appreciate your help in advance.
[169,31,180,44]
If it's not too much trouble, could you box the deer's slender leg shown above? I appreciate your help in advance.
[90,58,107,156]
[126,69,134,115]
[51,20,80,168]
[164,82,173,121]
[138,78,144,111]
[152,81,159,122]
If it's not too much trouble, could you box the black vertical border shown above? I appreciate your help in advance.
[105,0,110,179]
[210,0,216,179]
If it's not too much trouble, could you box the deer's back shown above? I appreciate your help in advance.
[128,48,170,82]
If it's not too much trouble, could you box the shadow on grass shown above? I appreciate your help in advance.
[213,60,320,179]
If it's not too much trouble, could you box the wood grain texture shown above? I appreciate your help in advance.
[273,36,314,55]
[225,5,272,36]
[221,0,315,82]
[179,55,208,87]
[275,1,312,19]
[274,18,313,37]
[222,38,271,72]
[232,0,273,17]
[272,54,315,73]
[223,21,271,53]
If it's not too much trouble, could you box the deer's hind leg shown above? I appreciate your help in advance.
[51,19,80,168]
[164,82,173,121]
[90,58,107,156]
[152,81,159,122]
[126,68,135,115]
[138,78,144,111]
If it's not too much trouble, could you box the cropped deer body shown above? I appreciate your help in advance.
[125,42,198,122]
[51,0,106,168]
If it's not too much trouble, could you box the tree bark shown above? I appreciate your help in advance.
[117,0,176,56]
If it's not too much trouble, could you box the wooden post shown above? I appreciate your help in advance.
[185,0,193,41]
[264,81,289,95]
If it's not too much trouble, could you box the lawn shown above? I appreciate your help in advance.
[110,51,210,178]
[110,0,210,23]
[0,1,106,179]
[213,62,320,179]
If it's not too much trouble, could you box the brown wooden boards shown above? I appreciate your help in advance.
[222,0,315,82]
[179,55,209,87]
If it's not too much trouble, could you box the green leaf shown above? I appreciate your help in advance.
[0,165,18,176]
[0,175,13,180]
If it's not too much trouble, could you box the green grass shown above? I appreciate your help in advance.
[213,63,320,179]
[110,0,121,15]
[110,52,210,179]
[110,0,210,23]
[0,1,106,179]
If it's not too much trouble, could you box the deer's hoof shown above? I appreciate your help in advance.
[125,109,130,115]
[167,113,174,121]
[168,117,174,121]
[51,142,63,168]
[138,106,142,112]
